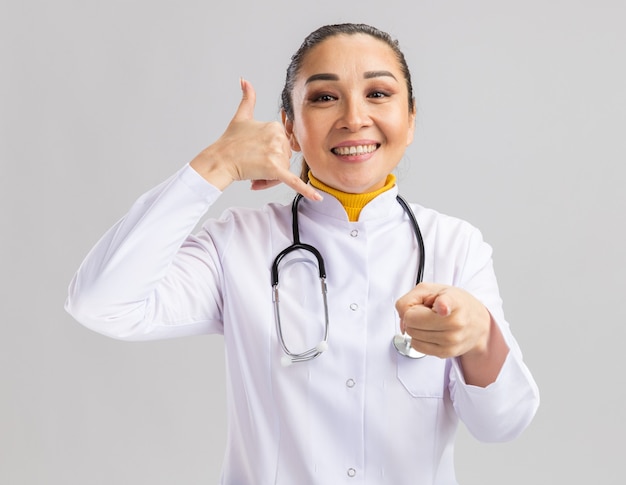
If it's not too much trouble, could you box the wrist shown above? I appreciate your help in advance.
[189,145,237,191]
[459,315,509,387]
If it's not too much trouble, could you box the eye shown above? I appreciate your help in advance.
[368,90,391,99]
[311,93,337,103]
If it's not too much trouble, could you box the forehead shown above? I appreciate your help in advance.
[298,33,402,78]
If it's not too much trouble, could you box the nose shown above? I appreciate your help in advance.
[336,96,372,132]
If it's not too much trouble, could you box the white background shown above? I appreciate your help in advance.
[2,0,625,483]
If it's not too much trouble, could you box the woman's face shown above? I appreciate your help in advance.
[284,34,416,194]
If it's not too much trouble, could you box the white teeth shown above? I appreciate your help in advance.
[332,144,377,156]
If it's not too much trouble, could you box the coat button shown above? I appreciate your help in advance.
[350,229,359,237]
[347,468,356,477]
[346,378,356,388]
[349,303,358,311]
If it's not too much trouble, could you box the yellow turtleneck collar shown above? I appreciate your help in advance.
[308,172,397,222]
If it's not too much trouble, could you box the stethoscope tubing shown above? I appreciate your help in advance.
[395,195,425,287]
[271,192,426,364]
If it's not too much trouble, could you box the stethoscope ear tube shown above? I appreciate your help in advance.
[272,274,329,364]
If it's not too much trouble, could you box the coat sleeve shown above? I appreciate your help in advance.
[65,164,226,341]
[447,225,540,442]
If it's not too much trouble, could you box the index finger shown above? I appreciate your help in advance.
[396,283,441,317]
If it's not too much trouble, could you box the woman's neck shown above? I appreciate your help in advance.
[308,172,397,221]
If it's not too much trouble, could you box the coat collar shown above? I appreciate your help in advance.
[300,184,402,222]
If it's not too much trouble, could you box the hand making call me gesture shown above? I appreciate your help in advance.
[190,79,323,202]
[190,78,509,388]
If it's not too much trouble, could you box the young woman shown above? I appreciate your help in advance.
[66,23,539,484]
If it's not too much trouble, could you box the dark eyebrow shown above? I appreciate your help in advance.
[305,71,398,85]
[305,73,339,84]
[364,70,397,81]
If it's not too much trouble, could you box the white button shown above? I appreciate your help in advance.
[347,468,356,477]
[350,229,359,237]
[349,303,358,311]
[346,378,356,388]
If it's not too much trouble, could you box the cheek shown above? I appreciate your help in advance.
[406,126,415,145]
[390,116,414,146]
[295,120,323,152]
[406,115,416,145]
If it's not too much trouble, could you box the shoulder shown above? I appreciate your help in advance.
[220,201,290,225]
[198,201,292,241]
[410,202,492,261]
[411,202,480,238]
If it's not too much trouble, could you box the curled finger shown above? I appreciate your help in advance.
[275,167,323,201]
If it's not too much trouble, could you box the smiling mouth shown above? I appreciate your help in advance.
[331,144,379,156]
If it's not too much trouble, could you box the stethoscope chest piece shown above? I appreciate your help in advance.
[393,333,426,359]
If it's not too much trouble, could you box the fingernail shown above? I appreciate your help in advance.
[312,191,323,201]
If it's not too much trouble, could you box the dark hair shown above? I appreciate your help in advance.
[280,23,415,182]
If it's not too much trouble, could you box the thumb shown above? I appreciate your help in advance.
[232,77,256,122]
[432,294,452,317]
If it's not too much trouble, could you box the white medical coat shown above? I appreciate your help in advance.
[66,164,539,484]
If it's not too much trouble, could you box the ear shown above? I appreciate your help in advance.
[406,101,417,146]
[281,109,301,152]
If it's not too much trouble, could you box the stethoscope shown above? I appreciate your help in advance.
[271,193,426,366]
